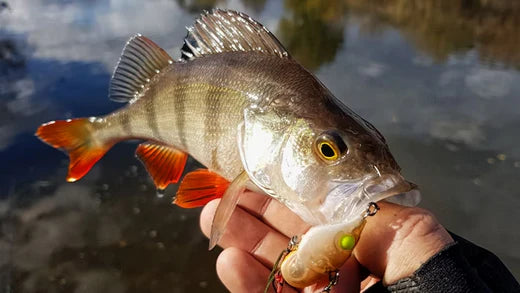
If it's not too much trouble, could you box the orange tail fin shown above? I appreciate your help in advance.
[36,118,113,182]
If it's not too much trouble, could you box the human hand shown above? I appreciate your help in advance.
[199,191,454,292]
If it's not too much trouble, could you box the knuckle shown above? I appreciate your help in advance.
[396,207,443,242]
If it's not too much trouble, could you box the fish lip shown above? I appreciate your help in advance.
[319,174,418,224]
[362,174,418,202]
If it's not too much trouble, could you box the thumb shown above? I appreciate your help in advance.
[353,201,453,285]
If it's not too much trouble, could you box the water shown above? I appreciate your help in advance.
[1,0,519,291]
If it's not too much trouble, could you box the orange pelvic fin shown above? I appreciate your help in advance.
[174,169,230,208]
[135,142,188,190]
[35,118,113,182]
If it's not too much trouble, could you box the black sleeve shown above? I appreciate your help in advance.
[364,232,520,293]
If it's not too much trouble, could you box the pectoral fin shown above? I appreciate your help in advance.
[209,171,250,250]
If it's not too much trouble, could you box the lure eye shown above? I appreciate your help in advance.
[315,131,348,162]
[338,233,356,250]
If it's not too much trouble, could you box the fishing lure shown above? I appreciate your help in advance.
[266,202,380,292]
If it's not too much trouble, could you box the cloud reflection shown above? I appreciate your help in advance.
[465,68,514,99]
[1,183,126,292]
[1,0,189,70]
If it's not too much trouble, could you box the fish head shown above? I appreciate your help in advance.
[239,89,419,225]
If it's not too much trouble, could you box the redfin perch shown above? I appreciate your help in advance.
[36,9,419,288]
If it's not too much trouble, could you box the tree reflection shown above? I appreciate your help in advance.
[174,0,224,13]
[174,0,520,69]
[0,1,10,13]
[277,0,348,71]
[344,0,520,68]
[0,39,25,72]
[241,0,267,14]
[0,38,26,127]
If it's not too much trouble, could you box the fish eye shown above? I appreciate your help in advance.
[315,131,348,162]
[318,141,337,160]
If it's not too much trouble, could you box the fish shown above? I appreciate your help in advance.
[35,9,419,289]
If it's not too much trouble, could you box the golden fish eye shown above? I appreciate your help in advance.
[315,131,348,162]
[318,141,338,160]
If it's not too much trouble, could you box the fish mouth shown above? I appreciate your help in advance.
[362,174,418,204]
[321,173,419,223]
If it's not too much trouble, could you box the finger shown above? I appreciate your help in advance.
[335,256,361,293]
[217,247,298,293]
[238,191,311,237]
[201,199,290,267]
[360,276,380,292]
[354,201,453,284]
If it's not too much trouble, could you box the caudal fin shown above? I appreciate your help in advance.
[36,118,113,182]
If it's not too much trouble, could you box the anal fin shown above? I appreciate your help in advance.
[174,169,230,208]
[136,142,188,190]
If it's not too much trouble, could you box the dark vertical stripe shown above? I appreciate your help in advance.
[212,90,222,171]
[204,86,219,170]
[176,87,188,149]
[204,63,226,170]
[211,148,222,172]
[119,111,132,135]
[145,95,162,140]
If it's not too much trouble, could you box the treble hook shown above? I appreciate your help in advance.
[322,270,340,292]
[264,236,300,293]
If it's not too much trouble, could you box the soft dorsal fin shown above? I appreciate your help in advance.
[181,9,290,61]
[109,34,173,103]
[135,142,188,190]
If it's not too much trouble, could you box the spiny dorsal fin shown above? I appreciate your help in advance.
[110,34,173,103]
[181,9,290,61]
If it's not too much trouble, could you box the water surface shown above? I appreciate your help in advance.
[1,0,519,292]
